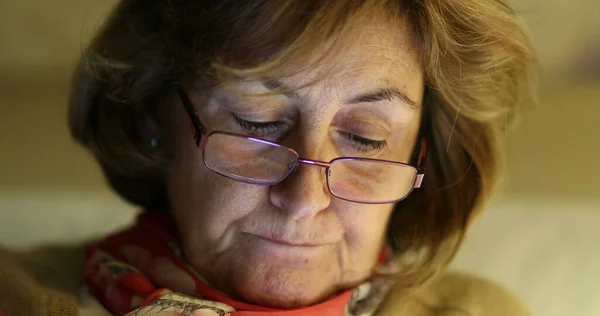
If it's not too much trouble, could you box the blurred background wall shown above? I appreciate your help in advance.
[1,0,598,200]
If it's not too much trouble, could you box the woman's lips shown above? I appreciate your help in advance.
[241,233,336,268]
[255,234,329,247]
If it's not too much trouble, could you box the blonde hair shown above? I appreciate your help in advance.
[69,0,537,292]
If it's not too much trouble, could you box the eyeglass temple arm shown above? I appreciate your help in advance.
[413,86,431,189]
[413,136,427,188]
[173,83,207,147]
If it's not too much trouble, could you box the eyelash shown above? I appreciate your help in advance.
[346,133,387,152]
[231,114,280,136]
[231,114,386,152]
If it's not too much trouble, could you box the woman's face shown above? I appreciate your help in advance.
[166,15,424,308]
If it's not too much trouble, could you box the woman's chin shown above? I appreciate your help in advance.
[208,235,343,308]
[231,267,337,309]
[190,236,347,309]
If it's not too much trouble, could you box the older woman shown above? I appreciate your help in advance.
[0,0,537,315]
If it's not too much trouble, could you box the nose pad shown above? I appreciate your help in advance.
[281,160,298,181]
[287,161,296,171]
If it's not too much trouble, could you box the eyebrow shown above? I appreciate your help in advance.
[262,78,300,100]
[347,87,418,109]
[261,78,418,109]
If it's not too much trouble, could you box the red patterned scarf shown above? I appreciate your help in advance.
[84,211,397,316]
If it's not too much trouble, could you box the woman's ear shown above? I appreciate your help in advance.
[136,111,162,150]
[136,85,178,155]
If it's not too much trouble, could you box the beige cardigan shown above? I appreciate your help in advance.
[0,245,531,316]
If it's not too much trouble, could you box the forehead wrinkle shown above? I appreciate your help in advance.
[316,28,421,97]
[220,9,423,110]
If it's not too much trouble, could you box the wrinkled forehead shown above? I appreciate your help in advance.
[214,13,423,102]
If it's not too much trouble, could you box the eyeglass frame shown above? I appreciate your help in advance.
[172,82,428,204]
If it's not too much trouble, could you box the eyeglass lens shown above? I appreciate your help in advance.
[202,133,416,203]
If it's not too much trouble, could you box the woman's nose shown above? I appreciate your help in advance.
[269,161,332,220]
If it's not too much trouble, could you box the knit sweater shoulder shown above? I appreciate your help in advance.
[0,244,531,316]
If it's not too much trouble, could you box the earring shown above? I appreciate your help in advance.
[150,138,159,148]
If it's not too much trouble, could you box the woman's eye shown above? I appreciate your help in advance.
[231,114,281,137]
[345,133,387,152]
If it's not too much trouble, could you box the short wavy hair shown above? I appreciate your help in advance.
[69,0,537,290]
